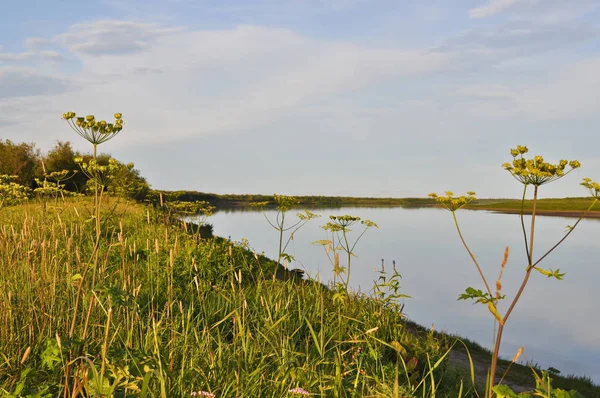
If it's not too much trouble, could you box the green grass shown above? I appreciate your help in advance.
[468,197,600,213]
[0,198,451,397]
[0,198,598,397]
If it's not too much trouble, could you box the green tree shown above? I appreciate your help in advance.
[106,161,150,201]
[0,139,41,187]
[44,141,86,192]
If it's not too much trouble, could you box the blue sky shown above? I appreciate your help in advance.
[1,0,599,197]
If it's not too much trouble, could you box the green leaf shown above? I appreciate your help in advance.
[40,339,61,370]
[458,287,494,303]
[534,267,566,280]
[492,384,519,397]
[553,390,585,398]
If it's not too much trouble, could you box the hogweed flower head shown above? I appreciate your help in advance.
[62,111,124,146]
[581,178,600,198]
[76,158,120,187]
[323,215,378,232]
[0,175,31,206]
[428,191,476,212]
[273,194,298,212]
[502,145,580,186]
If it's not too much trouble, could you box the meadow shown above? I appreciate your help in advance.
[0,197,457,397]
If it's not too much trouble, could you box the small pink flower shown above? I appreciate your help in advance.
[191,391,215,397]
[288,387,310,395]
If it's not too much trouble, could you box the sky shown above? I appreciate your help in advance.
[1,0,599,198]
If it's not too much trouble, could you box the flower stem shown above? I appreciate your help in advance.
[519,185,531,264]
[533,198,598,268]
[452,211,492,297]
[489,185,538,394]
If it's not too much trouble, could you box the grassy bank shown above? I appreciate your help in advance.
[1,198,598,397]
[466,198,600,218]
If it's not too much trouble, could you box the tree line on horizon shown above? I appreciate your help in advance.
[0,139,149,201]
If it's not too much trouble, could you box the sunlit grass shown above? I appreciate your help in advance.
[0,197,451,396]
[468,197,600,213]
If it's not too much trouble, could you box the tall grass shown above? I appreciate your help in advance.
[1,197,462,397]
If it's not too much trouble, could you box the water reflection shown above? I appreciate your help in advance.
[209,207,600,382]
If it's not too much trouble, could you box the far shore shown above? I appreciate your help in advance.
[465,207,600,218]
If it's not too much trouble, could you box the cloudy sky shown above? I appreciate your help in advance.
[1,0,599,198]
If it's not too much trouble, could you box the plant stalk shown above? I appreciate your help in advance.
[489,185,538,395]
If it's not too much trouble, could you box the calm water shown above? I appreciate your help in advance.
[209,207,600,382]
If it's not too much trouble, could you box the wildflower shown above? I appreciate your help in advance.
[428,191,476,212]
[191,391,215,397]
[62,111,124,146]
[581,178,600,198]
[288,387,310,395]
[503,145,580,186]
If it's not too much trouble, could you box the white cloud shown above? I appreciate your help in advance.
[314,0,372,10]
[0,51,35,62]
[416,57,600,123]
[436,21,598,66]
[453,84,516,101]
[517,58,600,120]
[24,37,52,50]
[0,49,66,65]
[56,20,184,55]
[469,0,521,18]
[8,22,449,148]
[468,0,600,22]
[0,67,69,98]
[39,51,65,62]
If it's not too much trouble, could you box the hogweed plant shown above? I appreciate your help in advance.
[372,259,410,317]
[315,215,378,290]
[430,145,598,397]
[62,112,125,342]
[75,157,121,194]
[0,175,30,211]
[165,200,215,241]
[252,194,319,277]
[63,112,124,237]
[34,169,78,207]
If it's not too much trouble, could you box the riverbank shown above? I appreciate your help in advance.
[465,197,600,218]
[466,207,600,218]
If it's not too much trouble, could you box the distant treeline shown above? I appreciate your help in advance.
[0,139,149,200]
[148,190,436,210]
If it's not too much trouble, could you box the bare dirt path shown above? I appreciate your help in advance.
[448,349,534,394]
